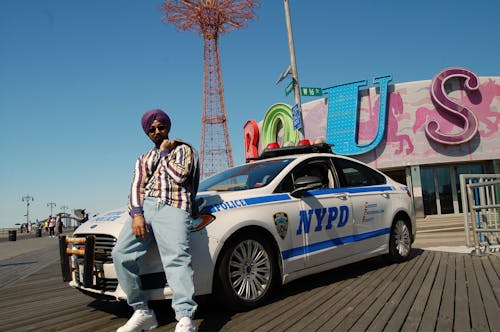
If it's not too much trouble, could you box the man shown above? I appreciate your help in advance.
[113,109,199,332]
[48,215,56,238]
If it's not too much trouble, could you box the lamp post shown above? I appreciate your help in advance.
[47,201,56,217]
[283,0,305,138]
[21,195,34,225]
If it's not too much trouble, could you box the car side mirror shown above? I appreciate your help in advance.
[291,175,323,198]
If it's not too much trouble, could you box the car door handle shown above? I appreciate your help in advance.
[380,192,390,199]
[333,193,349,200]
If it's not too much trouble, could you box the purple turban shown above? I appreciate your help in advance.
[141,109,171,135]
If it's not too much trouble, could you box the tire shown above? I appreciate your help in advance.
[216,232,279,309]
[388,218,412,262]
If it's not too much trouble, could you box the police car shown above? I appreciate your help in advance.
[59,143,416,309]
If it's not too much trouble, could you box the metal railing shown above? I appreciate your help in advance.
[460,174,500,254]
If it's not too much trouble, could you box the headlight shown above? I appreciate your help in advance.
[191,214,215,232]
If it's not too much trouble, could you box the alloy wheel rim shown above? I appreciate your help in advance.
[228,239,271,301]
[394,220,411,257]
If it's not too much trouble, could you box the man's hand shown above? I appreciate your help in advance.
[160,139,176,152]
[131,214,148,239]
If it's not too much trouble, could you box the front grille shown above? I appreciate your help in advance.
[74,234,117,291]
[96,277,119,292]
[72,234,167,293]
[76,233,116,263]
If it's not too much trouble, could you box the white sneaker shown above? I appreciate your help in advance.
[175,317,196,332]
[117,309,158,332]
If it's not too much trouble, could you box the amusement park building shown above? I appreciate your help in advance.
[244,67,500,218]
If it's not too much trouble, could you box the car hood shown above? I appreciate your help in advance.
[73,207,129,238]
[73,189,265,237]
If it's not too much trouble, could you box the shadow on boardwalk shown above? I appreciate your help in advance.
[1,247,499,331]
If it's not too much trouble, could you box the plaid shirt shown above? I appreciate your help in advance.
[128,142,197,216]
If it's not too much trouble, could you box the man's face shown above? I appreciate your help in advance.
[148,119,169,147]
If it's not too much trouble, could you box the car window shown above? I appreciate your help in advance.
[275,158,335,193]
[332,157,386,187]
[199,158,295,192]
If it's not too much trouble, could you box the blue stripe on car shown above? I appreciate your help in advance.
[206,194,292,213]
[206,186,395,213]
[244,194,292,205]
[281,227,391,259]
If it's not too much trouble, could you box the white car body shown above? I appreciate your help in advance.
[62,144,416,307]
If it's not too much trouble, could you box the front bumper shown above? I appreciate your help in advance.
[59,234,175,301]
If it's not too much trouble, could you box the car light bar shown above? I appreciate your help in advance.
[257,143,333,160]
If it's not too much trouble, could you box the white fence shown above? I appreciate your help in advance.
[461,174,500,255]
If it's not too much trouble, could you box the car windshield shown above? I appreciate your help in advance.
[199,158,294,192]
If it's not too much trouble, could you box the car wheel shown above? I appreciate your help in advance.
[216,232,278,309]
[388,218,412,262]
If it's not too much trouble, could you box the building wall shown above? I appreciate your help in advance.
[246,72,500,169]
[245,68,500,218]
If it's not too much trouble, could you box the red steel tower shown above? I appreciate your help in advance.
[162,0,258,178]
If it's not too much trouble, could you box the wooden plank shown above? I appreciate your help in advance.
[23,309,111,332]
[0,268,92,331]
[1,293,83,327]
[418,252,446,331]
[488,254,500,278]
[474,256,500,331]
[308,260,398,331]
[436,252,456,331]
[483,256,500,304]
[55,315,123,332]
[254,262,377,332]
[464,254,489,331]
[399,250,441,332]
[0,245,59,288]
[367,251,432,332]
[454,254,472,332]
[351,251,430,332]
[294,269,388,331]
[264,281,355,332]
[224,279,329,331]
[254,278,345,332]
[2,250,500,332]
[222,275,336,331]
[329,262,401,331]
[382,251,437,332]
[223,256,386,332]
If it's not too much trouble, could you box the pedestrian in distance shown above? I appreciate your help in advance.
[48,216,56,238]
[56,214,64,236]
[112,109,200,332]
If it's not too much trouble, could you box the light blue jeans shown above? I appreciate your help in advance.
[112,197,197,320]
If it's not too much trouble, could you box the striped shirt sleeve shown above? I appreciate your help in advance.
[162,144,193,184]
[128,150,155,216]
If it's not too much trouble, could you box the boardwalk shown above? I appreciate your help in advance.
[0,224,499,331]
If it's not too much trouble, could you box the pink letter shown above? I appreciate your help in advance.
[427,68,479,144]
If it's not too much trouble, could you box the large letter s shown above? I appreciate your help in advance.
[427,68,479,144]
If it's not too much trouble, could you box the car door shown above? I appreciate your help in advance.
[278,158,356,270]
[332,157,392,255]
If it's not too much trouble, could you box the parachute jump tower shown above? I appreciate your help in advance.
[162,0,258,178]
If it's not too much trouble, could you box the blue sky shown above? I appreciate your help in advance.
[1,0,499,228]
